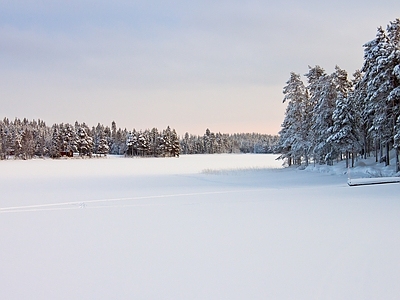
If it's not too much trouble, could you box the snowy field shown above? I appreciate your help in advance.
[1,154,399,299]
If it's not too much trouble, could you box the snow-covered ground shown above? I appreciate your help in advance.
[1,154,399,299]
[303,151,400,178]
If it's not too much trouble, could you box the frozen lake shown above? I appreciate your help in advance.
[1,154,399,299]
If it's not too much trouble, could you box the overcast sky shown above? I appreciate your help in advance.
[0,1,398,135]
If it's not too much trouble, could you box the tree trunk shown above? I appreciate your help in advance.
[345,151,349,169]
[396,147,399,173]
[385,141,390,166]
[363,132,368,159]
[304,150,309,167]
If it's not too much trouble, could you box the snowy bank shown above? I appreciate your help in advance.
[302,153,400,179]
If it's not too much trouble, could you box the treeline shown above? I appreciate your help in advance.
[277,19,400,172]
[180,128,279,154]
[0,118,278,160]
[0,118,180,159]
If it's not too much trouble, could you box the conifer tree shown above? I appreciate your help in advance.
[171,129,180,157]
[50,124,62,158]
[76,127,93,157]
[278,72,309,165]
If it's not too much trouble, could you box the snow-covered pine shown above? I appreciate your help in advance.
[203,128,213,154]
[149,128,160,157]
[332,65,353,98]
[181,132,190,155]
[125,130,135,156]
[49,124,62,158]
[180,130,278,156]
[33,120,48,158]
[76,127,93,157]
[62,123,77,155]
[387,19,400,171]
[137,131,149,157]
[162,126,173,157]
[92,123,103,155]
[276,19,400,170]
[20,126,35,160]
[351,69,371,159]
[395,115,400,145]
[361,26,394,165]
[327,92,362,168]
[96,128,109,157]
[109,126,127,155]
[157,130,167,157]
[0,118,185,160]
[327,67,361,167]
[278,72,309,166]
[305,66,331,164]
[171,129,180,157]
[0,124,4,160]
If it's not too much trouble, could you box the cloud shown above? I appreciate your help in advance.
[0,0,399,134]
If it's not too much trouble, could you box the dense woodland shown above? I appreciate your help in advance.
[0,119,180,159]
[181,129,278,154]
[0,118,278,160]
[277,19,400,172]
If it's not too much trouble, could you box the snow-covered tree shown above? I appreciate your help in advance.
[387,19,400,171]
[149,128,160,157]
[171,129,180,157]
[278,72,309,165]
[361,26,393,164]
[49,124,62,158]
[137,131,149,156]
[327,92,362,167]
[305,66,331,164]
[327,67,361,167]
[159,126,173,157]
[76,127,93,157]
[20,127,35,160]
[97,129,109,157]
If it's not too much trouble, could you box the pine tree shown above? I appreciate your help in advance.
[0,122,5,160]
[278,72,309,166]
[171,129,180,157]
[327,92,361,167]
[181,132,190,155]
[361,27,393,164]
[149,128,160,157]
[304,66,332,164]
[387,19,400,171]
[97,137,109,156]
[327,66,360,166]
[50,124,62,158]
[137,131,149,156]
[20,127,35,160]
[97,129,109,157]
[76,127,93,157]
[125,131,135,156]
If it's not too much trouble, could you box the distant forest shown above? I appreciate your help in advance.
[277,19,400,172]
[0,118,278,160]
[180,129,278,154]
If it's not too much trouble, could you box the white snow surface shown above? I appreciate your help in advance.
[1,154,399,300]
[303,150,400,178]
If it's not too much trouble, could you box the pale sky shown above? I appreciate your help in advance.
[0,1,398,135]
